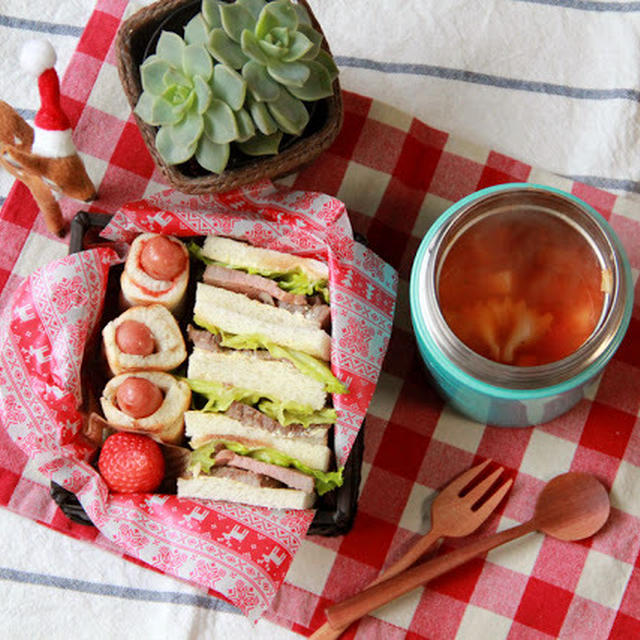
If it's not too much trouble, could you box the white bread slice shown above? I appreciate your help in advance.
[100,371,191,444]
[102,304,187,375]
[194,282,331,360]
[177,474,315,510]
[184,411,331,471]
[202,235,328,282]
[120,233,189,315]
[188,346,326,410]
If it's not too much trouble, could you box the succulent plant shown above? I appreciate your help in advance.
[188,0,338,140]
[136,0,339,175]
[134,30,247,173]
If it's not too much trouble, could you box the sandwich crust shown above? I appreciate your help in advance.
[202,236,328,282]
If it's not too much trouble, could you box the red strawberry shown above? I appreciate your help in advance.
[98,432,165,493]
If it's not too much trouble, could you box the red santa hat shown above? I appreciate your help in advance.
[20,39,76,158]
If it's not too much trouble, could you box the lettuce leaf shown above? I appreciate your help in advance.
[266,344,346,394]
[191,439,344,495]
[184,378,337,427]
[193,316,348,394]
[184,378,263,412]
[275,270,330,302]
[189,240,330,302]
[258,400,337,428]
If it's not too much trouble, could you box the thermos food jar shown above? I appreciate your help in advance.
[409,183,633,427]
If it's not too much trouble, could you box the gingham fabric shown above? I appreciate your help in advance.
[1,1,640,639]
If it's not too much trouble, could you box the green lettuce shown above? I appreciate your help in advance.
[193,316,348,394]
[189,241,330,302]
[185,378,263,412]
[192,440,344,495]
[184,378,337,427]
[275,270,330,302]
[258,400,337,428]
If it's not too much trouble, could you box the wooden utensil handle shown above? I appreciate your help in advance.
[373,529,441,586]
[326,521,536,630]
[309,530,443,640]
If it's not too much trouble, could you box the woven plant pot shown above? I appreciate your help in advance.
[115,0,343,194]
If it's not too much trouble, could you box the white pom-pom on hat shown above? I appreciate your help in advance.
[20,39,57,76]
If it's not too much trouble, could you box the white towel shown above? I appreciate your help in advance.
[312,0,640,199]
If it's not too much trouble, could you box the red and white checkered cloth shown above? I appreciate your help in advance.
[1,1,640,638]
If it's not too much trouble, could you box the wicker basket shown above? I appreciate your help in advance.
[115,0,343,194]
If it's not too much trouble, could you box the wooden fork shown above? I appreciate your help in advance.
[310,459,513,640]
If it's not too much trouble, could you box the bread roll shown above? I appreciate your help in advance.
[100,371,190,444]
[102,304,187,375]
[120,233,189,315]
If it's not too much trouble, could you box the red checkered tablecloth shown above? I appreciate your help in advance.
[1,1,640,638]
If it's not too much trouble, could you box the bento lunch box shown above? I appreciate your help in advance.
[409,183,633,427]
[51,211,364,537]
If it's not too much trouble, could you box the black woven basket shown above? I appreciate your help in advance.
[51,212,364,536]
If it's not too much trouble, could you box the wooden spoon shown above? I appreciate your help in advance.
[325,472,610,632]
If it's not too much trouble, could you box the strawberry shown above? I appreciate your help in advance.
[98,432,165,493]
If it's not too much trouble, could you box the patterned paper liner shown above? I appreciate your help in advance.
[0,180,397,619]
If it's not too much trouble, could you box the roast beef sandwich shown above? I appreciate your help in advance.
[177,236,347,509]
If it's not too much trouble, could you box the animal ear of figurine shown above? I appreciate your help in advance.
[0,39,96,237]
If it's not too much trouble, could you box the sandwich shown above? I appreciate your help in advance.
[177,236,346,509]
[121,233,189,314]
[196,235,329,300]
[102,304,187,375]
[192,281,331,360]
[176,407,338,510]
[100,371,191,444]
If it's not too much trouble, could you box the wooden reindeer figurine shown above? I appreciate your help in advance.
[0,39,96,236]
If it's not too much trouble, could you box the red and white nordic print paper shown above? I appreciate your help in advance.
[0,182,397,620]
[103,181,397,464]
[1,0,640,638]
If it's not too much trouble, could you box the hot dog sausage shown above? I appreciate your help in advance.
[115,320,155,355]
[139,236,187,281]
[116,377,164,418]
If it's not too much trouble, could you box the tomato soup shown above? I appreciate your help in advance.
[438,210,607,366]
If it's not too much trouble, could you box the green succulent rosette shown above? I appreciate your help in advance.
[135,0,339,174]
[134,31,247,173]
[192,0,338,140]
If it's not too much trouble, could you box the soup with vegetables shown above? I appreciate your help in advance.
[437,210,608,366]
